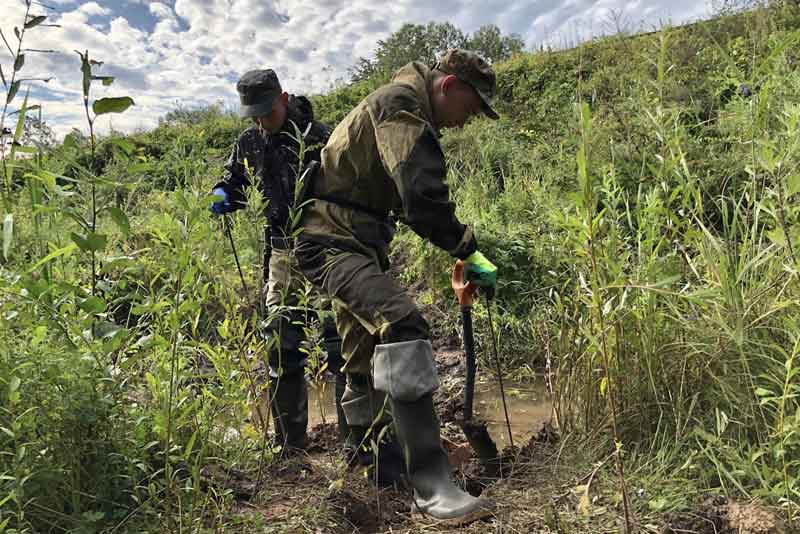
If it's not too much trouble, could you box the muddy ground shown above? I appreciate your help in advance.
[203,343,788,534]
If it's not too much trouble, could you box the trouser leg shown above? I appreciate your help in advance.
[321,313,349,442]
[264,248,311,454]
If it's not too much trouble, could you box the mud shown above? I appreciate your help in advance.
[326,481,410,534]
[664,495,786,534]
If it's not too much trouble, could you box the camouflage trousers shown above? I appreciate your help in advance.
[296,238,430,426]
[264,247,343,376]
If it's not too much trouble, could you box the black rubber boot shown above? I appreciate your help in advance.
[391,393,494,524]
[269,372,308,455]
[344,423,406,488]
[334,372,349,443]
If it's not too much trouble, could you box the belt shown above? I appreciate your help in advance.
[270,236,294,250]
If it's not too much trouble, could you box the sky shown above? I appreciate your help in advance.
[1,0,713,138]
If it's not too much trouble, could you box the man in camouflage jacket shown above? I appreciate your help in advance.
[297,50,500,523]
[211,69,348,455]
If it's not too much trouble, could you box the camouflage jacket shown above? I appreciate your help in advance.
[300,62,477,266]
[214,95,331,236]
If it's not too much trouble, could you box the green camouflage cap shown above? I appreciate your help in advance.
[237,69,282,118]
[434,49,499,120]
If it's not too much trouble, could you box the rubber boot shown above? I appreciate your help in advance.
[391,392,494,524]
[269,372,308,455]
[334,372,349,443]
[339,373,406,487]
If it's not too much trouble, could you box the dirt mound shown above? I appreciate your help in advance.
[326,480,410,533]
[307,421,339,453]
[664,495,786,534]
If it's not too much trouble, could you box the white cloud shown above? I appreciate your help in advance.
[1,0,716,139]
[79,2,112,16]
[149,2,175,20]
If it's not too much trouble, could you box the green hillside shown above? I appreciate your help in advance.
[2,4,799,532]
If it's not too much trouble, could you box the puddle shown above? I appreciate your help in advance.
[307,378,337,427]
[307,376,553,450]
[471,377,552,449]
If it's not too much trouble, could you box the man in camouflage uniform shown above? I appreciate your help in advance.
[210,69,348,455]
[297,50,500,523]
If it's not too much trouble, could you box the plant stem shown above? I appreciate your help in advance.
[0,1,32,212]
[164,269,182,530]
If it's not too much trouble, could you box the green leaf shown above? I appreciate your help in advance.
[92,75,114,86]
[93,96,134,115]
[755,387,773,397]
[107,207,130,236]
[63,131,82,153]
[25,15,47,29]
[13,54,24,72]
[29,242,77,272]
[111,137,134,156]
[11,91,28,155]
[0,64,6,87]
[70,232,107,252]
[79,296,106,314]
[6,80,20,104]
[787,173,800,197]
[9,376,20,394]
[2,214,12,261]
[94,320,121,339]
[76,50,90,99]
[184,430,198,458]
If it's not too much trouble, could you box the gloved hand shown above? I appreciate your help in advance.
[463,251,497,288]
[210,187,230,215]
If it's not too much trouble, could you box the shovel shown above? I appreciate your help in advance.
[451,260,501,476]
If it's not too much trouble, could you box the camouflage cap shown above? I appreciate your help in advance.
[237,69,282,118]
[434,49,499,120]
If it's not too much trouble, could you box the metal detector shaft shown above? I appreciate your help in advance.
[223,215,249,294]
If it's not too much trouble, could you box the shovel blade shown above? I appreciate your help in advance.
[461,418,501,477]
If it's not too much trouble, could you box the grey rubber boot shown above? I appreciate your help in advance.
[391,393,494,523]
[340,373,406,486]
[374,340,494,524]
[269,372,308,454]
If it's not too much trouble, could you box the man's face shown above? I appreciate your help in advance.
[253,92,289,134]
[432,75,484,130]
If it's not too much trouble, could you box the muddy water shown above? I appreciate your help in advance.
[307,376,553,449]
[471,377,552,449]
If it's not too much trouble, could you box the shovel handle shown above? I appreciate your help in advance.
[462,305,476,421]
[451,260,477,307]
[453,260,478,420]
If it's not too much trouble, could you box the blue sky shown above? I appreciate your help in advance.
[2,0,713,137]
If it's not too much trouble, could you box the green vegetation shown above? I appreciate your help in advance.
[2,3,800,532]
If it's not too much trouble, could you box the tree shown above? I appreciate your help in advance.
[350,22,525,82]
[467,24,525,63]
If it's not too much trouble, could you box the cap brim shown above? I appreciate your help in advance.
[478,91,499,120]
[239,96,278,118]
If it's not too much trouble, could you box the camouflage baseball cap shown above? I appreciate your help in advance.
[237,69,282,118]
[434,49,499,120]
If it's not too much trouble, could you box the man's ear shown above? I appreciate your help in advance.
[440,74,458,95]
[279,92,290,106]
